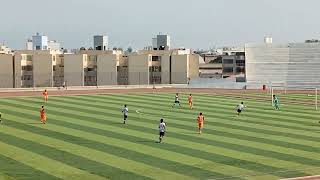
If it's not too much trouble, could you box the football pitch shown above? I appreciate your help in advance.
[0,92,319,180]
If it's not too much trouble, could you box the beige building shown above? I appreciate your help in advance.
[0,48,200,88]
[0,54,14,88]
[64,50,124,86]
[128,49,199,85]
[13,50,62,88]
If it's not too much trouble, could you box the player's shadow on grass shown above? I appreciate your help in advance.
[135,140,159,144]
[26,122,44,125]
[183,132,203,135]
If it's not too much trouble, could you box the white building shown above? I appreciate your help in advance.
[94,35,108,51]
[26,39,33,50]
[245,41,320,89]
[32,33,48,50]
[48,40,61,51]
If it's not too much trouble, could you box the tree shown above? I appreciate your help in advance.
[80,47,86,50]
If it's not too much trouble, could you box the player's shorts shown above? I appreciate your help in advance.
[237,109,242,113]
[41,115,47,121]
[175,100,180,104]
[198,123,203,128]
[159,131,165,136]
[124,114,128,120]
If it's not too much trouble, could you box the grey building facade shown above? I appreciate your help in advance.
[94,35,108,51]
[245,42,320,89]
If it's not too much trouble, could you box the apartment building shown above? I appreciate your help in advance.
[14,50,62,88]
[0,54,14,88]
[222,52,245,79]
[0,48,200,88]
[64,50,124,86]
[128,49,200,85]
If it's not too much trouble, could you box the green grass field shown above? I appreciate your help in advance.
[0,93,319,180]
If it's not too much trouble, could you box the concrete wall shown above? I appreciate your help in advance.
[245,43,290,88]
[97,54,117,85]
[189,54,200,79]
[14,54,22,88]
[171,55,188,84]
[64,54,85,86]
[287,43,320,87]
[0,54,13,88]
[128,54,150,85]
[33,54,53,87]
[161,55,170,84]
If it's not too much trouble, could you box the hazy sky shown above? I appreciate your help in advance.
[1,0,320,49]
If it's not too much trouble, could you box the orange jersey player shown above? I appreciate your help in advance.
[197,112,204,134]
[42,89,48,102]
[40,105,47,124]
[188,94,193,109]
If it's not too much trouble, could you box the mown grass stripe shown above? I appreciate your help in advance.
[1,94,318,179]
[57,95,320,148]
[48,94,320,159]
[2,123,253,180]
[0,130,151,180]
[116,93,320,126]
[136,92,319,119]
[149,93,320,121]
[89,94,320,139]
[5,95,320,160]
[0,119,194,180]
[73,93,320,137]
[0,141,106,180]
[7,96,320,155]
[0,101,310,179]
[10,95,320,153]
[0,154,60,180]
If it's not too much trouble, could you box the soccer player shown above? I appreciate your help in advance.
[172,93,181,107]
[42,89,48,102]
[236,102,246,116]
[159,119,166,143]
[188,94,193,109]
[122,104,128,124]
[197,112,204,134]
[273,95,280,110]
[0,112,2,123]
[40,105,47,124]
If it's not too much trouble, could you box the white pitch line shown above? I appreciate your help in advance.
[280,175,320,180]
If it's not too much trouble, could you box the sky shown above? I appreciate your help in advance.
[1,0,320,50]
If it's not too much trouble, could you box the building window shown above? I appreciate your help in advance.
[89,55,97,62]
[223,59,234,64]
[22,65,33,71]
[223,67,234,73]
[149,66,161,72]
[26,55,33,61]
[236,60,245,66]
[87,67,96,72]
[236,67,245,73]
[21,75,33,81]
[152,56,161,62]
